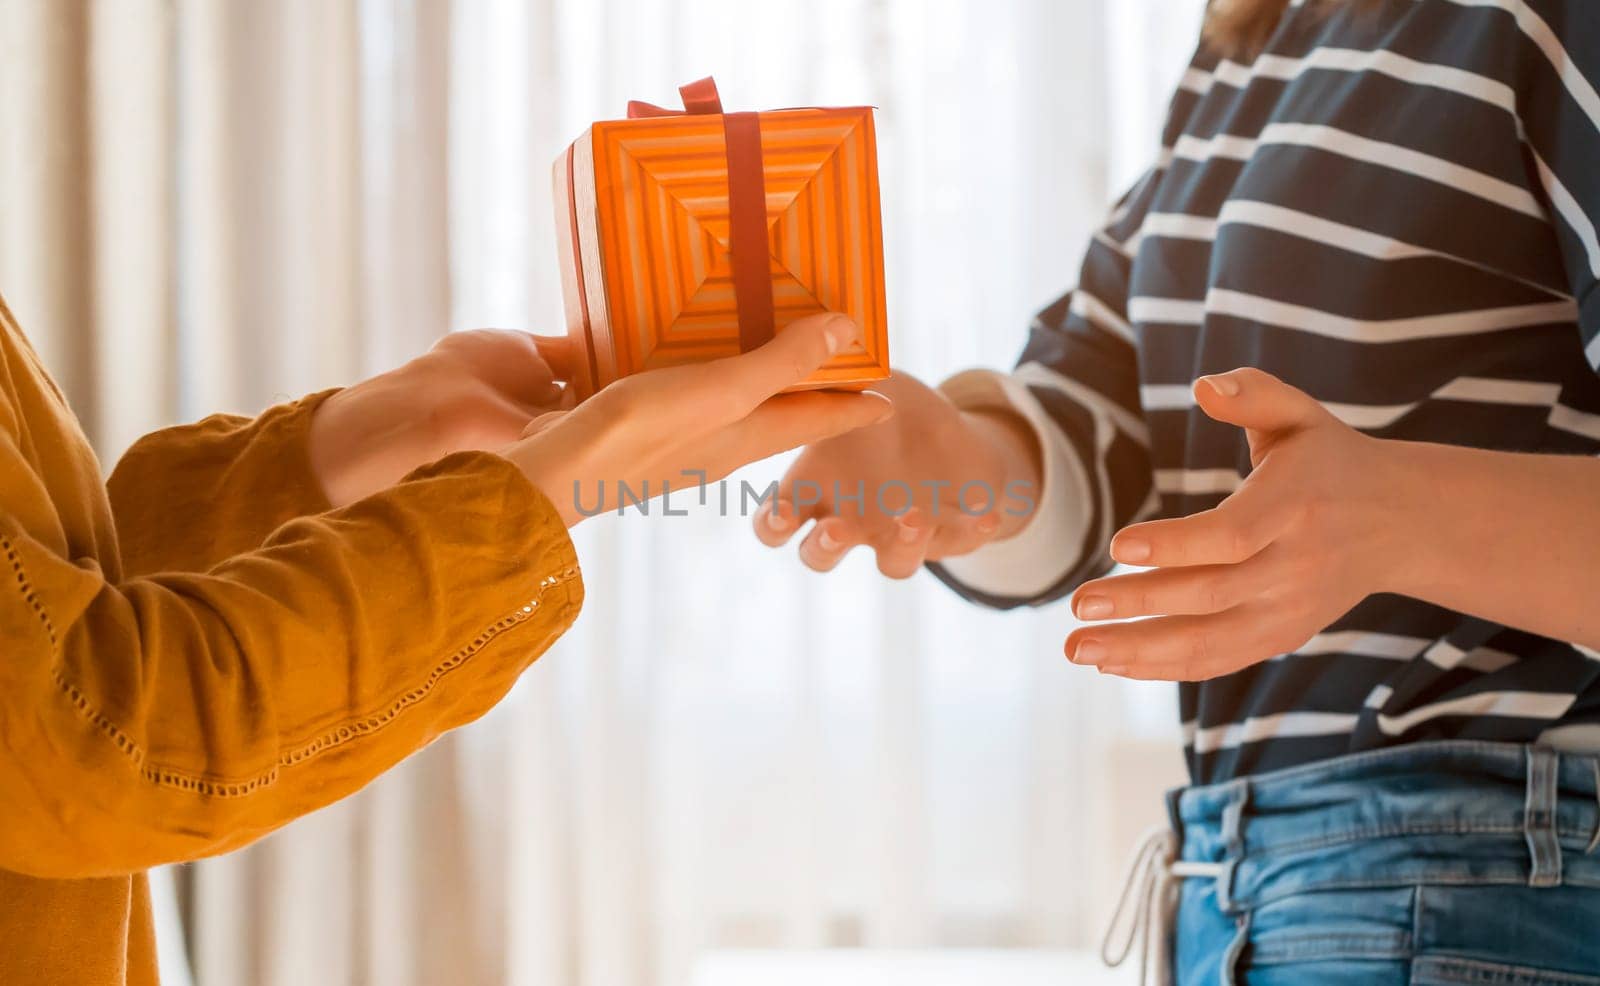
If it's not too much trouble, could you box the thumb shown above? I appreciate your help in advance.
[714,313,861,416]
[521,409,567,439]
[1192,367,1329,438]
[530,335,578,383]
[709,390,895,481]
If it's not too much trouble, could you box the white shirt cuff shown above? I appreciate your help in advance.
[935,369,1091,599]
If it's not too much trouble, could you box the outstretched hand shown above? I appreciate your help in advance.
[502,314,895,526]
[1066,368,1411,681]
[750,371,1042,578]
[310,329,570,507]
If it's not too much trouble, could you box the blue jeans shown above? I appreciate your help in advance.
[1171,742,1600,985]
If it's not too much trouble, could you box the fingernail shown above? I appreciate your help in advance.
[897,520,923,543]
[765,508,794,533]
[818,529,841,552]
[977,513,1001,534]
[1074,640,1108,665]
[1075,596,1113,620]
[823,315,857,355]
[1114,537,1151,564]
[1199,373,1240,398]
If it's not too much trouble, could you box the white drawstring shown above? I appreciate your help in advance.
[1100,824,1225,986]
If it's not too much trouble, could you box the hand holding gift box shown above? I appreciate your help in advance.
[553,77,891,400]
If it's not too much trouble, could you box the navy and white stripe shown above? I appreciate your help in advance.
[931,0,1600,783]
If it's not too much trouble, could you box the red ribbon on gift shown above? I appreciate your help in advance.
[629,78,775,353]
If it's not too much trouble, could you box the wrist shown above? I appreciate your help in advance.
[1358,436,1449,599]
[499,423,596,529]
[308,386,379,508]
[308,362,435,507]
[959,408,1042,541]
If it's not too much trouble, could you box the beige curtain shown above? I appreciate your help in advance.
[0,2,454,983]
[0,1,1205,984]
[0,0,448,459]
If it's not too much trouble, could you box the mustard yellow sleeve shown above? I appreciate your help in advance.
[105,390,342,576]
[0,435,583,879]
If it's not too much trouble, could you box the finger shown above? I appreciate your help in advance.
[453,392,556,450]
[495,332,562,406]
[438,330,562,407]
[1064,605,1280,681]
[874,509,936,580]
[753,496,825,548]
[923,510,1003,561]
[1109,481,1284,568]
[798,517,866,573]
[1072,558,1271,621]
[531,334,579,383]
[1193,367,1331,444]
[707,313,862,418]
[521,410,567,439]
[715,390,894,467]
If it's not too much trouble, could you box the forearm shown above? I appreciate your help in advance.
[107,391,340,574]
[1384,441,1600,651]
[3,451,582,878]
[111,332,560,577]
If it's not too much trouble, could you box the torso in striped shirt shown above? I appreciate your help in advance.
[994,0,1600,783]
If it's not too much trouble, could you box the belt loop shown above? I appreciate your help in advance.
[1219,909,1252,986]
[1215,779,1251,912]
[1219,778,1250,855]
[1587,759,1600,856]
[1524,746,1562,887]
[1165,785,1186,849]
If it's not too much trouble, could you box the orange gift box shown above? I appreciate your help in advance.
[553,77,890,399]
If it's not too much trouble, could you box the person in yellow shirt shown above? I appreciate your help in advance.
[0,294,888,985]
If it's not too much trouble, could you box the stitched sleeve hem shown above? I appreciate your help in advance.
[934,369,1093,599]
[12,450,584,800]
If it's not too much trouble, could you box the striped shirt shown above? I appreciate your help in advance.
[932,0,1600,783]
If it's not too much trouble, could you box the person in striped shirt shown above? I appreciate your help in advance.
[756,0,1600,981]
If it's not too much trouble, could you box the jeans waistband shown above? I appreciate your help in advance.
[1168,741,1600,912]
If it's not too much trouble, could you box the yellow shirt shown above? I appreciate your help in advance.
[0,294,584,984]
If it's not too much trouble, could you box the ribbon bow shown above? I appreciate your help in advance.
[629,77,775,353]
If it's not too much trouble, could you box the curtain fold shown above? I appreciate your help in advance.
[1,1,99,432]
[0,2,1203,984]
